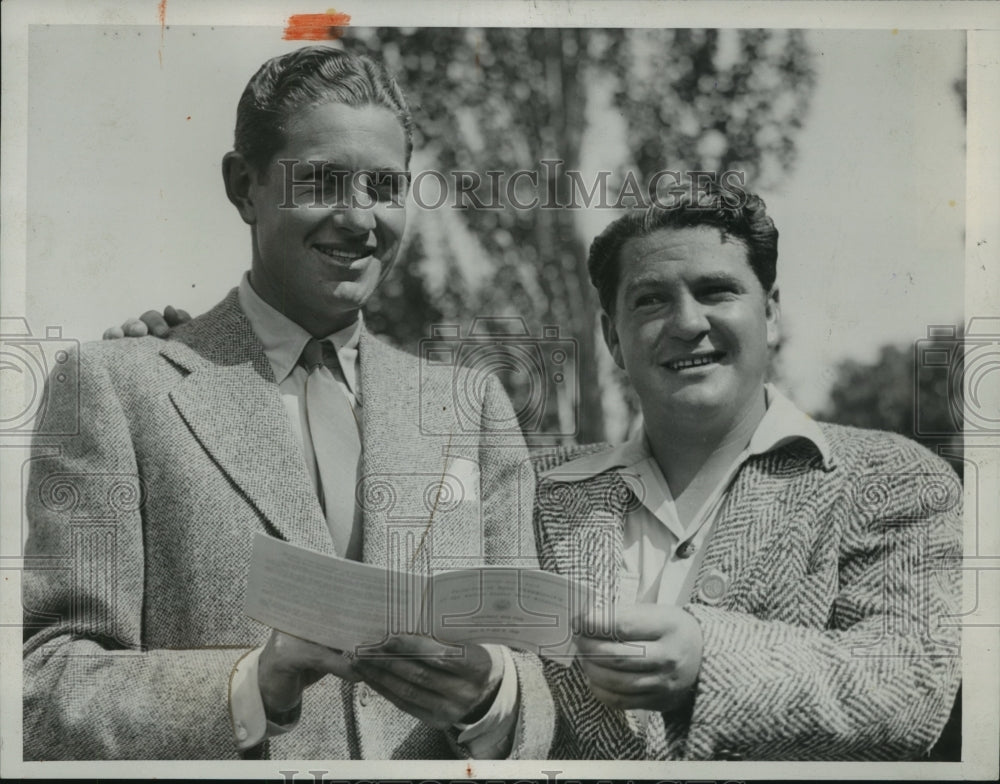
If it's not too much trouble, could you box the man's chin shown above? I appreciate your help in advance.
[661,382,733,416]
[321,279,377,309]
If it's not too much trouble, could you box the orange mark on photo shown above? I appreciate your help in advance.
[157,0,167,67]
[284,10,351,41]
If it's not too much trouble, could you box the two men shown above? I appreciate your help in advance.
[28,42,962,762]
[23,46,552,760]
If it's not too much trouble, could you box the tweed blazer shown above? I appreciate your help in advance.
[23,289,552,760]
[532,424,962,760]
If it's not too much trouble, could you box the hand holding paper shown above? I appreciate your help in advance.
[352,635,500,729]
[573,603,703,713]
[257,628,361,719]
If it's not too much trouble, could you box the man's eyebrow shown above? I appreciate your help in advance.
[691,271,746,288]
[623,270,744,289]
[622,274,668,293]
[293,161,409,176]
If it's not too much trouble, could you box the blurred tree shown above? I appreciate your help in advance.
[353,28,816,444]
[819,324,965,479]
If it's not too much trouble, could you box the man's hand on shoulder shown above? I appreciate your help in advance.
[102,305,191,340]
[574,603,703,714]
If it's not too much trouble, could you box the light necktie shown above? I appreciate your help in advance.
[299,338,363,560]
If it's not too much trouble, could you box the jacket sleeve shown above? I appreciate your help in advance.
[680,447,963,760]
[22,344,251,760]
[475,374,555,760]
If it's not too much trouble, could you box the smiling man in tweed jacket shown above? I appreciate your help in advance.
[535,182,962,760]
[22,47,552,761]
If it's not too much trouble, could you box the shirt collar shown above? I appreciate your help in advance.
[542,382,831,481]
[237,272,362,390]
[750,384,832,468]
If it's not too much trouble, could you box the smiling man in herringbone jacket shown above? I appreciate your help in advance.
[533,181,962,760]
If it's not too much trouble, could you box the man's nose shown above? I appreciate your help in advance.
[332,183,377,233]
[669,293,711,340]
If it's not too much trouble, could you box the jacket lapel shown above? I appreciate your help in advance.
[537,470,628,610]
[355,329,425,567]
[689,445,826,609]
[162,290,335,556]
[536,470,649,755]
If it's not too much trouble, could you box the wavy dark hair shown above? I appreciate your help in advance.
[233,46,414,174]
[587,180,778,316]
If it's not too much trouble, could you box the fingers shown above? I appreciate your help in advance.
[579,658,668,695]
[106,307,190,341]
[139,310,171,337]
[355,651,463,694]
[120,319,149,338]
[354,660,462,729]
[361,635,483,675]
[574,636,659,671]
[352,637,497,727]
[163,305,192,327]
[258,631,361,713]
[261,631,360,681]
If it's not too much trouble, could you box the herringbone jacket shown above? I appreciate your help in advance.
[532,425,962,760]
[23,289,553,760]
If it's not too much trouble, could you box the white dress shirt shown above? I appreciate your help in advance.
[228,273,518,755]
[542,385,832,607]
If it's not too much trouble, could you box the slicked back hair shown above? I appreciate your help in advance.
[233,46,414,175]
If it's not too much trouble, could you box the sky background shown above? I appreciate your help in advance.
[23,25,966,415]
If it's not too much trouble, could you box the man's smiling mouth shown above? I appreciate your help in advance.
[315,245,373,263]
[664,351,725,371]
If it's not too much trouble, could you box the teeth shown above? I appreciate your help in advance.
[667,354,719,370]
[316,246,370,262]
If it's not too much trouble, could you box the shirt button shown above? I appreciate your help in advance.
[358,684,371,706]
[235,723,248,741]
[676,541,697,559]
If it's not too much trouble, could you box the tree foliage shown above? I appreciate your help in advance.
[350,28,816,444]
[820,325,965,478]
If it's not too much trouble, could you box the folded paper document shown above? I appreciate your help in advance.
[245,533,595,663]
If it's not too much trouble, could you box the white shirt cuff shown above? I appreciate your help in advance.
[228,647,300,751]
[453,644,520,759]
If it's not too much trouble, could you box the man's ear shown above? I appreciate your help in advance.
[601,310,626,371]
[765,286,781,349]
[222,151,259,226]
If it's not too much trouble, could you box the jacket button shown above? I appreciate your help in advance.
[718,747,744,761]
[358,684,371,706]
[697,569,729,604]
